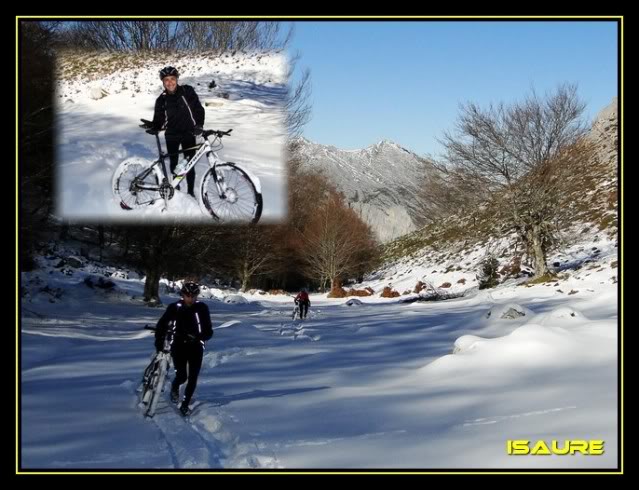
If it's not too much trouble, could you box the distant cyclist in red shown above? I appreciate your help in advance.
[294,288,311,320]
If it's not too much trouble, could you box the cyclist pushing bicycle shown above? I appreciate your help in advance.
[154,282,213,416]
[294,288,311,320]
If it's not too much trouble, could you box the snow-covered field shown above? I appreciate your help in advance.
[54,52,288,223]
[20,242,619,469]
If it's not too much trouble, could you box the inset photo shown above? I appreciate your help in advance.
[55,37,288,223]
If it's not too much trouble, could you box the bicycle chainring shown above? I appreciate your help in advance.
[159,182,175,200]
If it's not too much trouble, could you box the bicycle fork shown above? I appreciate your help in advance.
[207,153,229,201]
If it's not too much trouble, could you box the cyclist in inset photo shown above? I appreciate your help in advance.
[143,66,205,198]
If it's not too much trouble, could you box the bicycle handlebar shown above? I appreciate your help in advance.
[139,119,232,139]
[202,129,233,139]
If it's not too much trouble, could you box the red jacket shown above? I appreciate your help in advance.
[295,291,310,304]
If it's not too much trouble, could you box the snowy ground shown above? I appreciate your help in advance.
[54,52,288,223]
[20,246,619,470]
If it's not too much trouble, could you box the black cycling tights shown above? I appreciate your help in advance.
[171,341,204,405]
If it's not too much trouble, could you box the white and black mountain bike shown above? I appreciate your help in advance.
[139,324,173,418]
[112,121,263,223]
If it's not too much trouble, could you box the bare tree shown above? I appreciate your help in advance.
[285,52,312,138]
[301,192,378,290]
[287,151,335,232]
[116,223,226,304]
[180,21,291,52]
[57,21,292,53]
[440,84,593,277]
[417,161,491,224]
[57,21,173,51]
[215,225,286,291]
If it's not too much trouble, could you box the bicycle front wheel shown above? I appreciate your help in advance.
[200,163,263,223]
[112,158,162,210]
[146,358,168,418]
[140,358,157,404]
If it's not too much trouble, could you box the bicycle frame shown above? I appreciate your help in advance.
[152,133,226,192]
[128,132,234,213]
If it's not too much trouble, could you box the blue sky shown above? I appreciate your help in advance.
[288,20,619,157]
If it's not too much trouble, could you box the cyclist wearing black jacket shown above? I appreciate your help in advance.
[155,282,213,415]
[151,66,205,197]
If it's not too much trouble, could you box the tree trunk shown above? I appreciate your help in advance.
[239,257,251,292]
[528,225,550,278]
[143,265,162,304]
[241,273,250,293]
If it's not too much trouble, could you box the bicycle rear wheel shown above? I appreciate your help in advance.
[113,158,162,210]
